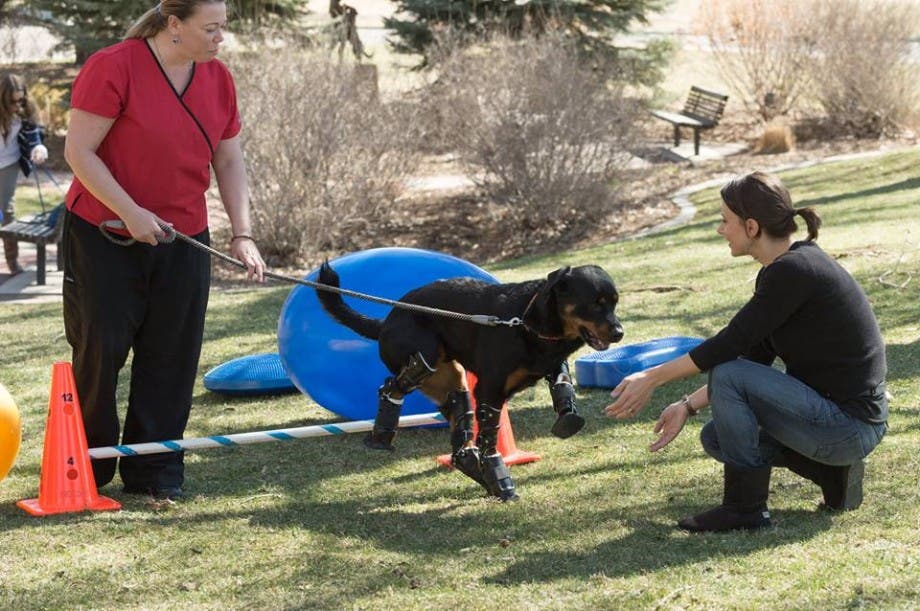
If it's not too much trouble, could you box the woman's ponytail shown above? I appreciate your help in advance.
[125,6,164,39]
[125,2,216,40]
[796,207,822,241]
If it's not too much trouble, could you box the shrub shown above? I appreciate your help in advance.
[697,0,816,122]
[754,118,795,154]
[26,81,69,136]
[806,0,920,138]
[429,35,642,237]
[229,49,418,266]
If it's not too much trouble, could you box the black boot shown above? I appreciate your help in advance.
[546,362,585,439]
[549,379,585,439]
[364,395,401,451]
[678,464,772,533]
[774,447,864,511]
[479,453,519,502]
[3,236,22,275]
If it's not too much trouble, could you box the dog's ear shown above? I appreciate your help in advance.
[523,266,572,337]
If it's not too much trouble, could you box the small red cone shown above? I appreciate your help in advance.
[437,372,540,468]
[17,362,121,516]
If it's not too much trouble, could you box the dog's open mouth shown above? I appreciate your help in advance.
[579,326,610,351]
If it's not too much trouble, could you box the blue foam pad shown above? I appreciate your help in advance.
[277,247,497,422]
[575,336,705,388]
[203,353,298,396]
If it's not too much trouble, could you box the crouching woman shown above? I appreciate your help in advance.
[604,171,887,532]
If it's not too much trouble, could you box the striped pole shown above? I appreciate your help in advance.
[87,412,446,460]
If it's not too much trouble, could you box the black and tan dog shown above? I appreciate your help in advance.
[316,263,624,501]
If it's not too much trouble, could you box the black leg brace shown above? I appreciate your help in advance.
[442,390,486,489]
[546,360,585,439]
[476,402,518,501]
[365,352,435,451]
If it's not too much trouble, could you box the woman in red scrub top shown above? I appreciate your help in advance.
[63,0,265,501]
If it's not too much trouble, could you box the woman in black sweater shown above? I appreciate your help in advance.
[605,171,888,532]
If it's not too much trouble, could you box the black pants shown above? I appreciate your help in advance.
[62,213,210,490]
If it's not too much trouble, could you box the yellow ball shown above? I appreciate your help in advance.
[0,382,22,483]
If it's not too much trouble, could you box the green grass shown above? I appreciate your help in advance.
[9,179,64,220]
[1,150,918,609]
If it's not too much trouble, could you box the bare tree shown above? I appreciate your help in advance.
[697,0,816,122]
[806,0,920,137]
[230,49,417,265]
[430,34,642,236]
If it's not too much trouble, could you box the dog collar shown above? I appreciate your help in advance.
[520,290,566,341]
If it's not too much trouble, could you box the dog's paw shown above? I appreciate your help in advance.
[494,489,520,502]
[363,433,395,452]
[551,411,586,439]
[480,454,518,501]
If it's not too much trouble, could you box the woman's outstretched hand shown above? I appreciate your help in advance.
[649,401,690,452]
[603,370,657,419]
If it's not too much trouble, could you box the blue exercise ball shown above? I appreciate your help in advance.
[278,247,498,421]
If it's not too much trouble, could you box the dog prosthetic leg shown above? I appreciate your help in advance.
[476,402,519,501]
[365,393,402,451]
[443,390,486,489]
[547,361,585,439]
[480,454,519,502]
[365,352,435,451]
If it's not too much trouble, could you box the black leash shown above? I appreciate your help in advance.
[97,220,525,329]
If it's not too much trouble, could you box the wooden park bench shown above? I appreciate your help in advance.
[0,203,65,285]
[0,167,67,286]
[650,86,729,156]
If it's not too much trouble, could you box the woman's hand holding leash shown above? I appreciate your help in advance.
[30,145,49,165]
[229,235,265,283]
[121,208,170,246]
[98,218,265,283]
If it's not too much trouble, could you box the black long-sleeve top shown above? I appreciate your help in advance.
[689,241,888,423]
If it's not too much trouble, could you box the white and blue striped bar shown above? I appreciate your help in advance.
[87,412,447,460]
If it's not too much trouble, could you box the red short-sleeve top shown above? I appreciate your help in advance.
[66,38,241,235]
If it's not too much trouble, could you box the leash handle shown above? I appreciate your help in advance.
[99,219,176,246]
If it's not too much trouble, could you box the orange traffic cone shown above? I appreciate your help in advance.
[17,362,121,516]
[437,372,540,468]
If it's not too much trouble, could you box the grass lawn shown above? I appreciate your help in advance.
[8,169,67,220]
[0,149,917,609]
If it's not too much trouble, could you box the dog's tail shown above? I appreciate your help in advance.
[315,260,382,340]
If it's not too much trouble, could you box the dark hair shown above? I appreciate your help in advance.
[720,171,821,241]
[125,1,224,39]
[0,73,38,139]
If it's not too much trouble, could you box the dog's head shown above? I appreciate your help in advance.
[523,265,624,350]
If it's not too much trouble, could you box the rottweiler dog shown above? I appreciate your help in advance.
[316,263,624,501]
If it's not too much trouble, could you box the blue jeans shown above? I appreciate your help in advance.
[0,161,20,222]
[700,359,887,469]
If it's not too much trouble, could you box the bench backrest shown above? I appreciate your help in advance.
[681,86,729,125]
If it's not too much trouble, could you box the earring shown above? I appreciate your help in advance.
[172,37,179,44]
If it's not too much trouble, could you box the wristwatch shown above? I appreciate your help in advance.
[681,394,700,416]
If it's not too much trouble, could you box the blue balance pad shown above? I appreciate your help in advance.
[575,336,705,389]
[203,353,298,396]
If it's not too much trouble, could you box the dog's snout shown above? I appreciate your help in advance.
[608,318,624,343]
